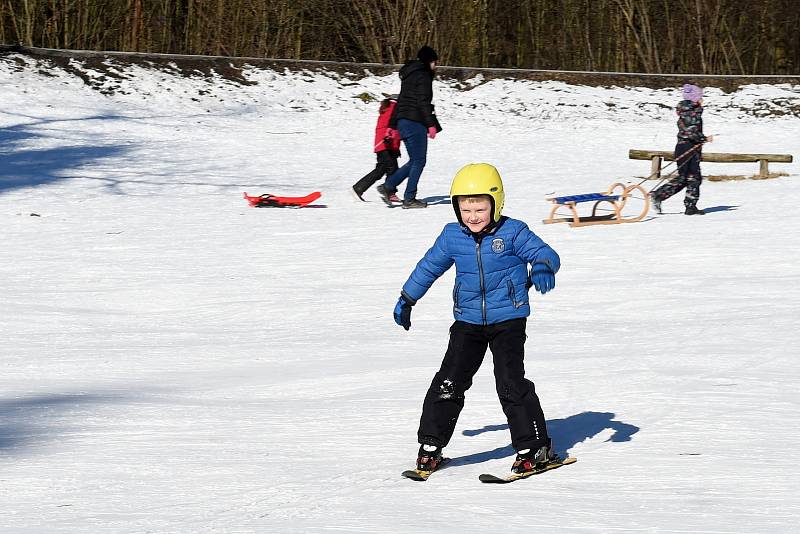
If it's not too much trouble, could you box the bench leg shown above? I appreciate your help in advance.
[650,156,662,179]
[759,159,768,178]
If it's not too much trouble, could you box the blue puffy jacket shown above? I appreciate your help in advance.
[401,217,560,325]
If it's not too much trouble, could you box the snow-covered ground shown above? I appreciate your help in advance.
[2,53,800,533]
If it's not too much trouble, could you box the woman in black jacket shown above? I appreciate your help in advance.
[377,46,442,209]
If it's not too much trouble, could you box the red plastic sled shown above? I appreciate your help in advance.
[243,191,322,208]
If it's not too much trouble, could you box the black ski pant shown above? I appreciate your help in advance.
[652,141,702,209]
[352,150,399,196]
[417,318,549,452]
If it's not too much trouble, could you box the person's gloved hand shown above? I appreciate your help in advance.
[530,263,555,295]
[393,295,414,330]
[427,126,437,139]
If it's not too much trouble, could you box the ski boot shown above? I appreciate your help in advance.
[512,439,558,474]
[402,444,448,480]
[416,444,444,472]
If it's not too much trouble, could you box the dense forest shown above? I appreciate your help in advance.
[1,0,798,75]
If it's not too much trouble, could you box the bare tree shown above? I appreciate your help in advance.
[1,0,798,74]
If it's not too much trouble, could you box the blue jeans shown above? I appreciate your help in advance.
[386,119,428,201]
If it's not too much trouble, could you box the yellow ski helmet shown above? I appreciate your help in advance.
[450,163,505,222]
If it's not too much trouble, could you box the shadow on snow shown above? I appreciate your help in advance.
[702,204,739,213]
[449,411,639,467]
[0,392,131,453]
[0,118,129,194]
[1,112,276,195]
[420,194,452,206]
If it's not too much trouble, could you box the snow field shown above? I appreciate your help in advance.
[2,54,799,532]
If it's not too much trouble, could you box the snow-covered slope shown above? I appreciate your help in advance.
[2,52,799,533]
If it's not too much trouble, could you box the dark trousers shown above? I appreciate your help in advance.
[353,150,398,196]
[385,119,428,201]
[652,141,703,209]
[417,318,549,452]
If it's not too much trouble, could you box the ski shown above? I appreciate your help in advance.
[401,457,451,481]
[243,191,321,208]
[479,456,577,484]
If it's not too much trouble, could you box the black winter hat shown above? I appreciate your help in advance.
[417,46,439,63]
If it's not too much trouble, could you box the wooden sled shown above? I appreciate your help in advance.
[543,182,649,228]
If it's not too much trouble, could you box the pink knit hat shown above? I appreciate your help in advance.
[682,84,703,102]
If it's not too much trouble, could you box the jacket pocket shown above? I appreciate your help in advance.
[453,282,462,314]
[507,280,527,309]
[507,280,517,308]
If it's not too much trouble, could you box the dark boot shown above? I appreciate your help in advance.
[685,206,705,215]
[402,198,428,209]
[649,193,662,214]
[351,185,366,202]
[377,184,400,206]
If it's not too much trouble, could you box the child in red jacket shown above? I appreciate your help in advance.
[352,97,402,201]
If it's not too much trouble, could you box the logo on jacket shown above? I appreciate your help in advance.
[491,238,505,254]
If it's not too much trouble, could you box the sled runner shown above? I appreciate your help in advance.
[542,182,649,228]
[243,191,322,208]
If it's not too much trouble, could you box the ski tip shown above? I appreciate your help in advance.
[401,470,430,481]
[478,473,506,483]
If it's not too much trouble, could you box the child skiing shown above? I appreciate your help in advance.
[394,163,562,478]
[650,83,714,215]
[351,96,402,201]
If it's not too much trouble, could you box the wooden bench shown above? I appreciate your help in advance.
[629,149,793,179]
[542,182,649,228]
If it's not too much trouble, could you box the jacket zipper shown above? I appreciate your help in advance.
[476,240,487,325]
